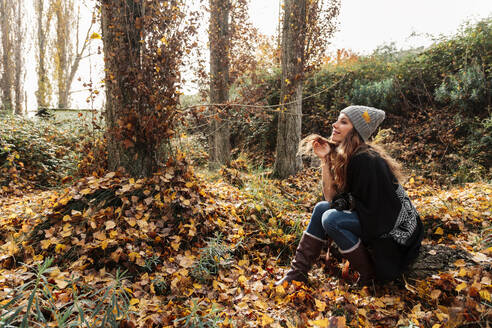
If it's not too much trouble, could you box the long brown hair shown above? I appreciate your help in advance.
[299,130,403,192]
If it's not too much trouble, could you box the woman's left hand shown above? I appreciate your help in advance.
[313,140,331,158]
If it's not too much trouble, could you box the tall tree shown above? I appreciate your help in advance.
[35,0,53,108]
[272,0,307,178]
[100,0,196,176]
[53,0,73,109]
[53,0,93,109]
[13,0,24,115]
[0,0,14,112]
[208,0,231,168]
[272,0,340,178]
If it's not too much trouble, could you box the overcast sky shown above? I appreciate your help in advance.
[250,0,492,54]
[25,0,492,111]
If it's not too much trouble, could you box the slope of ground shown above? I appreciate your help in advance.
[0,163,490,327]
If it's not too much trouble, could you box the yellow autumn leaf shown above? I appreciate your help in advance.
[255,300,268,310]
[55,243,67,254]
[308,318,329,327]
[101,239,109,250]
[362,110,371,123]
[2,240,19,256]
[275,284,286,296]
[434,227,444,235]
[80,188,92,195]
[90,32,101,39]
[261,313,274,326]
[315,298,326,312]
[454,259,466,267]
[171,241,180,251]
[128,252,140,262]
[59,197,70,205]
[455,282,467,292]
[237,275,247,284]
[479,290,491,302]
[41,240,51,249]
[33,254,44,261]
[127,217,137,227]
[238,259,248,266]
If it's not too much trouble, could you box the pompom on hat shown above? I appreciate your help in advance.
[340,105,386,141]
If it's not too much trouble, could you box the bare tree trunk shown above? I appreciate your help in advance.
[65,5,93,106]
[35,0,51,108]
[272,0,307,179]
[54,0,72,109]
[0,0,14,112]
[52,1,93,110]
[208,0,231,169]
[101,0,154,177]
[13,0,24,115]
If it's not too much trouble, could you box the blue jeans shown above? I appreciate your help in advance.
[306,201,362,252]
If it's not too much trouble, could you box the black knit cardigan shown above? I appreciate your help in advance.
[346,147,424,281]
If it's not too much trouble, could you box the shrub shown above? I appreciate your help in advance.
[0,258,132,327]
[349,78,399,110]
[174,300,224,328]
[191,233,234,283]
[0,115,79,192]
[435,64,489,113]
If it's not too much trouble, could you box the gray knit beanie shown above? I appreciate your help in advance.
[340,105,386,141]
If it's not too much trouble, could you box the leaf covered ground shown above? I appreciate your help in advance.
[0,154,491,327]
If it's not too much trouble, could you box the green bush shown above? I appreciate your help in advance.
[435,64,489,113]
[0,114,80,190]
[190,233,234,283]
[0,258,132,327]
[174,300,224,328]
[349,78,399,110]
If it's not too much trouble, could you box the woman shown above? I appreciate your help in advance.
[276,105,423,286]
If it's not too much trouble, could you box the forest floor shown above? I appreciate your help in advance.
[0,157,491,327]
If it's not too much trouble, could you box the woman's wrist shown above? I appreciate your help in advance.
[320,155,329,166]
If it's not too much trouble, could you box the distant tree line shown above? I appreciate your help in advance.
[0,0,95,115]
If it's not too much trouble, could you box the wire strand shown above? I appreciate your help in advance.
[179,74,347,115]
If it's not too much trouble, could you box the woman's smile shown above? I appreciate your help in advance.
[331,113,354,142]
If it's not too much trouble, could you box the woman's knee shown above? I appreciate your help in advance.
[312,201,331,218]
[320,209,341,233]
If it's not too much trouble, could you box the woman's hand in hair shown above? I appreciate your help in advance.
[313,139,331,159]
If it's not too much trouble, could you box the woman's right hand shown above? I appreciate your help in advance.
[313,140,331,159]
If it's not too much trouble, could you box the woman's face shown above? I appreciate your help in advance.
[331,113,354,143]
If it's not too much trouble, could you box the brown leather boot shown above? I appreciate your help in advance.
[275,232,325,286]
[341,241,375,285]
